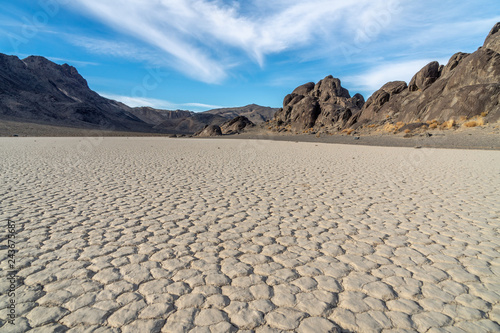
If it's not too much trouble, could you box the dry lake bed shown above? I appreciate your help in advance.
[1,137,499,333]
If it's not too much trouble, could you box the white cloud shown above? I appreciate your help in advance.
[65,0,499,87]
[66,0,387,83]
[100,93,222,111]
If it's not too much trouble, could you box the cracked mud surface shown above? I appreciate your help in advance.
[1,137,499,332]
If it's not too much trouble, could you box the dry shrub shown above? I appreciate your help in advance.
[481,111,489,117]
[429,123,438,129]
[459,115,468,123]
[383,123,396,132]
[464,118,485,127]
[404,129,411,134]
[368,124,377,128]
[395,122,405,130]
[440,119,455,129]
[464,121,478,127]
[346,129,354,135]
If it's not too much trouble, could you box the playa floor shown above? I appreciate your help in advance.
[1,137,500,332]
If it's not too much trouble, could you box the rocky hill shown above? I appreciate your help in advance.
[354,22,500,128]
[0,54,155,132]
[270,75,364,133]
[270,22,500,134]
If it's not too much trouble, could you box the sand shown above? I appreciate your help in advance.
[1,137,499,332]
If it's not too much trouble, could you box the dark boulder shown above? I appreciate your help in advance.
[441,52,470,77]
[484,22,500,53]
[220,116,255,134]
[408,61,441,92]
[195,124,222,137]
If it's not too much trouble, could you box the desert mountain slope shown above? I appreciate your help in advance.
[0,54,155,132]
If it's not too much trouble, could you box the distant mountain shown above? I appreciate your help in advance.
[152,104,277,134]
[0,53,155,132]
[127,107,193,125]
[153,113,227,134]
[202,104,278,124]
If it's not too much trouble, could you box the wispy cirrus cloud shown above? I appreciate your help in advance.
[65,0,392,83]
[64,0,499,89]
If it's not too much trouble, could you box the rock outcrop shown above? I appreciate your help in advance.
[220,116,255,134]
[408,61,441,92]
[271,75,364,133]
[271,22,500,134]
[356,22,500,126]
[484,22,500,54]
[195,124,222,137]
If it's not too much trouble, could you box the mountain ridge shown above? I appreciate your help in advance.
[0,53,277,134]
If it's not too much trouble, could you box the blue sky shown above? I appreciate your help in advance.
[1,0,499,111]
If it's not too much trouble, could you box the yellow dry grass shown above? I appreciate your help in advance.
[463,118,485,127]
[383,123,396,132]
[440,119,455,129]
[395,122,406,130]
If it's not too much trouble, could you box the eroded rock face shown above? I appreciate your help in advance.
[272,75,364,132]
[484,22,500,54]
[408,61,441,92]
[357,22,500,125]
[441,52,470,77]
[220,116,255,135]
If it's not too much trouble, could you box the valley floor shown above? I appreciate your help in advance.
[1,138,499,332]
[2,119,500,150]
